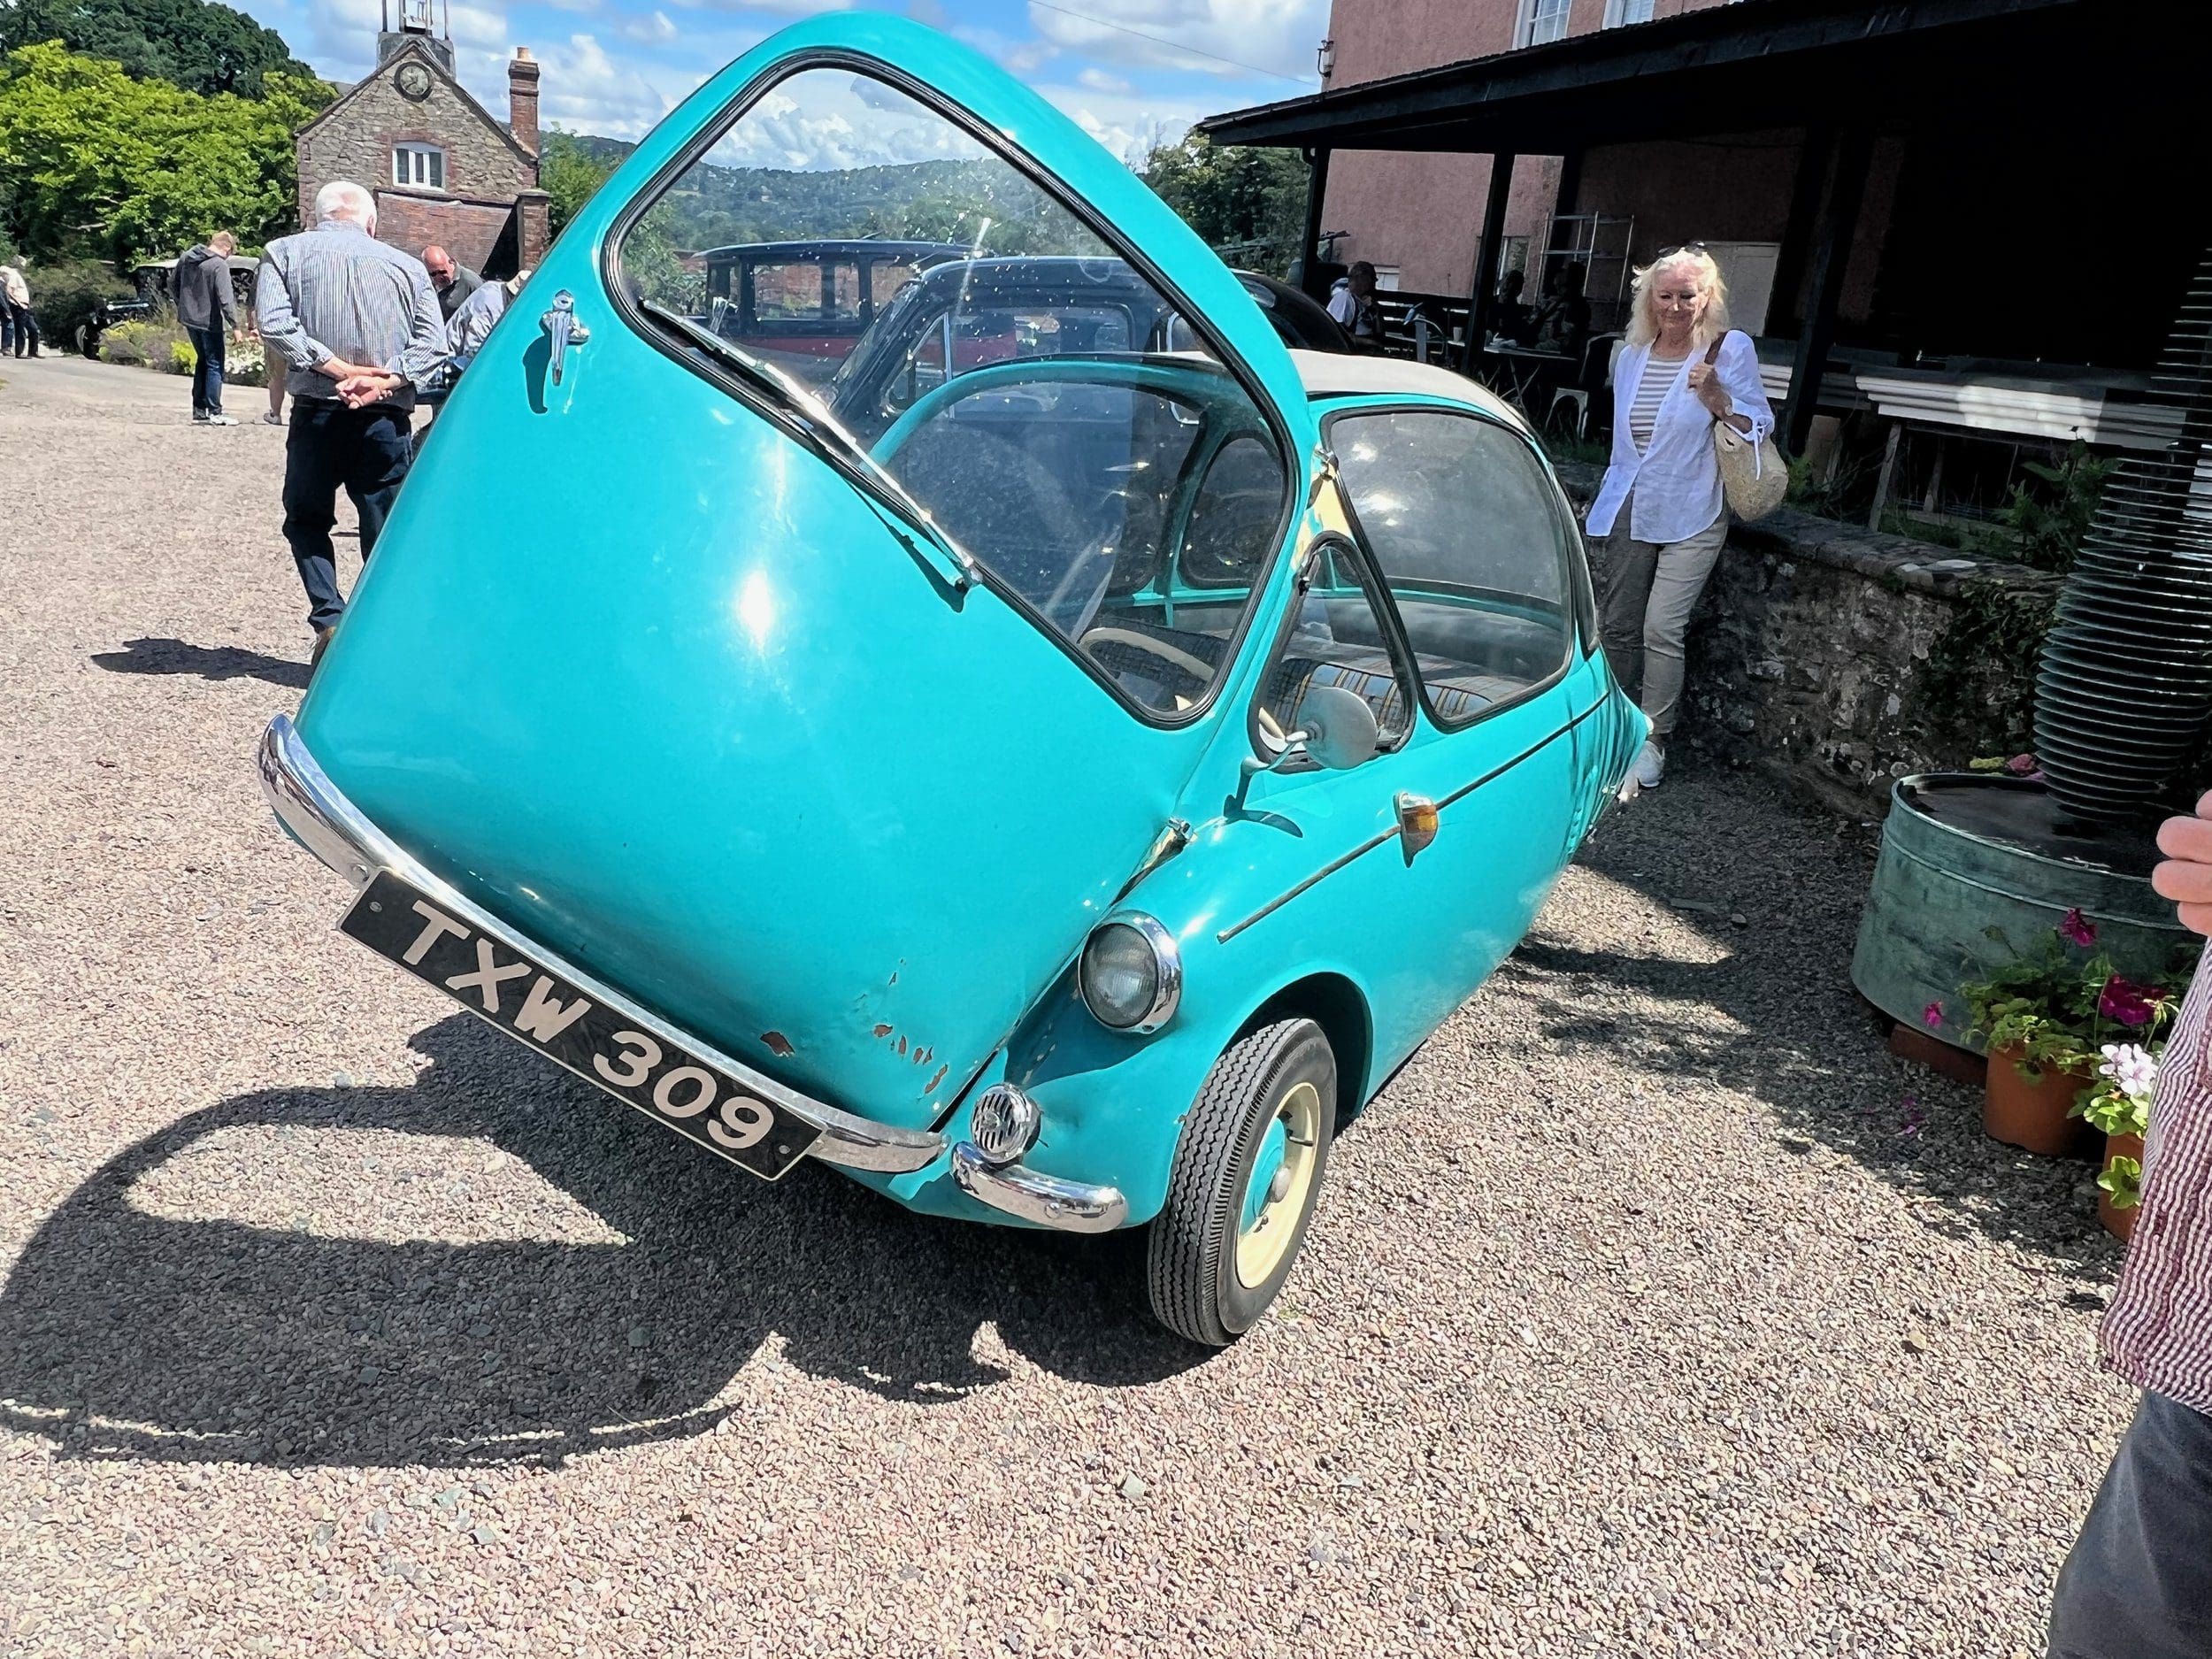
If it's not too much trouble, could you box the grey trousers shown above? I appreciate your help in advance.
[2048,1390,2212,1658]
[1590,499,1728,743]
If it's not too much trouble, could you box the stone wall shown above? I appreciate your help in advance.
[1555,463,2062,818]
[297,42,538,273]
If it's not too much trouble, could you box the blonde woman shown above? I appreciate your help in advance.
[1586,244,1774,788]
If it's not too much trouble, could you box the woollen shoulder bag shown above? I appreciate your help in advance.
[1703,335,1787,521]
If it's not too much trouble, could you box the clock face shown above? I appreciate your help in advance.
[396,62,432,101]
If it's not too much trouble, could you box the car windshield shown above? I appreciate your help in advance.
[618,67,1291,721]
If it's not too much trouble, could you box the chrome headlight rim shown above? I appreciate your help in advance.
[1079,911,1182,1034]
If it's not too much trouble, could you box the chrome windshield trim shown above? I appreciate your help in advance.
[256,714,945,1175]
[949,1141,1127,1233]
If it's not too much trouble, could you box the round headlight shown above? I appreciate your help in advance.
[967,1084,1040,1167]
[1079,914,1181,1033]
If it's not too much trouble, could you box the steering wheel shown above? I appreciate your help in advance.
[1079,626,1218,686]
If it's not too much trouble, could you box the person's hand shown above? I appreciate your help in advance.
[2153,788,2212,938]
[319,356,367,383]
[1687,360,1731,419]
[336,371,400,408]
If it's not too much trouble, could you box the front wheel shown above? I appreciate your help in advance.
[1148,1018,1336,1346]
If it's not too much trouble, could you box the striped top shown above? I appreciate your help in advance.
[254,220,449,403]
[2102,951,2212,1412]
[1627,352,1689,454]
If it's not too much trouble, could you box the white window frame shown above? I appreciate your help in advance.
[1517,0,1573,47]
[1604,0,1655,25]
[393,143,446,190]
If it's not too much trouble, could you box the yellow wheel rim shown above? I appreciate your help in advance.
[1234,1079,1320,1289]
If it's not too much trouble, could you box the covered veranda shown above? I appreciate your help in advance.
[1198,0,2206,495]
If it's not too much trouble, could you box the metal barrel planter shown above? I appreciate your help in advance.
[1852,774,2193,1048]
[2034,248,2212,821]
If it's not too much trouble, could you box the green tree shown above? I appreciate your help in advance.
[0,41,319,262]
[1138,132,1310,275]
[539,129,613,241]
[0,0,311,96]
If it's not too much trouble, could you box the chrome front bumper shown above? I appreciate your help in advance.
[255,713,942,1176]
[950,1141,1128,1233]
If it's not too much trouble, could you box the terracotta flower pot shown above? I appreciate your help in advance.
[2101,1131,2145,1241]
[1982,1043,2092,1156]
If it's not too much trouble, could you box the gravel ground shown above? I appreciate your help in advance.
[0,355,2134,1657]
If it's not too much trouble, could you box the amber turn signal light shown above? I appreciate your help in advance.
[1396,792,1440,856]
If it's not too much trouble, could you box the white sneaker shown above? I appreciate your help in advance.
[1632,740,1666,789]
[204,413,239,426]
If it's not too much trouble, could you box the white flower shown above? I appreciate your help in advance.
[2100,1042,2160,1105]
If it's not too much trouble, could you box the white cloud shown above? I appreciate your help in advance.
[947,24,1059,76]
[1034,80,1210,163]
[536,31,678,140]
[703,71,987,170]
[669,0,853,13]
[1026,0,1325,84]
[1076,65,1134,95]
[541,0,598,11]
[618,9,680,43]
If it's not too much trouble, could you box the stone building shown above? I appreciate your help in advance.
[295,0,549,278]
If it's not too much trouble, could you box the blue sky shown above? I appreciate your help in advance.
[231,0,1327,158]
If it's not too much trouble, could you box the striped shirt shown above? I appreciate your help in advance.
[254,219,449,403]
[2102,951,2212,1412]
[1628,352,1688,454]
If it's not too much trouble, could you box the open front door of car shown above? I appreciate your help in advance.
[299,16,1325,1133]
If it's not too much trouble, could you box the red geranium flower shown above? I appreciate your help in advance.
[1922,1002,1944,1029]
[2059,908,2097,949]
[2100,975,2156,1029]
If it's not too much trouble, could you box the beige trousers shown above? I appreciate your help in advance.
[1590,498,1728,743]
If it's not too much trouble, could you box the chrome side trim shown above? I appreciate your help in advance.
[255,714,945,1175]
[950,1141,1128,1233]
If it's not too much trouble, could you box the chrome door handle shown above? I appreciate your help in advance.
[541,290,589,384]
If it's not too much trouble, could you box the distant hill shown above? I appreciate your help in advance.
[549,131,1093,257]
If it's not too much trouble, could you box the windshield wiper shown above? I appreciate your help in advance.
[640,299,977,590]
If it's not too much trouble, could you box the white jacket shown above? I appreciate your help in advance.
[1586,329,1775,545]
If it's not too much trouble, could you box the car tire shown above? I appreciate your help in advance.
[1148,1018,1336,1347]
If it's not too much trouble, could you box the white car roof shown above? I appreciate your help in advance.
[1288,349,1526,428]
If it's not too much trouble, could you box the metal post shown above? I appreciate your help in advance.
[1462,151,1516,373]
[1297,147,1332,300]
[1784,125,1873,457]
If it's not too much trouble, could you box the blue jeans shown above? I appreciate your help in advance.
[187,326,226,415]
[281,400,413,630]
[2049,1390,2212,1657]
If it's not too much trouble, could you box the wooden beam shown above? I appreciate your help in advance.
[1767,125,1832,333]
[1295,147,1331,301]
[1785,123,1874,456]
[1463,152,1517,373]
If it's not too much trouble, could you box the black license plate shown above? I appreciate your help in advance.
[341,870,821,1180]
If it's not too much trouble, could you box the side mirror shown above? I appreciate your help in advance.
[1295,685,1381,770]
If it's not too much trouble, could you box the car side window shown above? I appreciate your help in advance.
[1258,546,1416,758]
[1330,409,1577,727]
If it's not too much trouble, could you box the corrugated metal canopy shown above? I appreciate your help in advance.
[1197,0,2114,153]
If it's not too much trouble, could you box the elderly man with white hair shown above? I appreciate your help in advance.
[254,180,449,665]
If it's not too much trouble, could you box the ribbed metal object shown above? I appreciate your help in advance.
[2034,259,2212,820]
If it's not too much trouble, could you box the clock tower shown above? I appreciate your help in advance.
[292,7,549,278]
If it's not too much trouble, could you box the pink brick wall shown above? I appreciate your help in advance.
[1317,0,1739,295]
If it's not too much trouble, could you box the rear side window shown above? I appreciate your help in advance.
[616,65,1292,725]
[1331,409,1577,726]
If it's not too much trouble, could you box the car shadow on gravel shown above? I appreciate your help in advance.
[91,635,309,689]
[0,1015,1199,1470]
[1514,771,2116,1272]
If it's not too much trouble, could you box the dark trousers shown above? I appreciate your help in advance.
[2049,1390,2212,1657]
[187,326,226,414]
[282,400,413,631]
[6,299,36,357]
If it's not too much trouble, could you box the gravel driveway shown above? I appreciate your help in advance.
[0,357,2132,1656]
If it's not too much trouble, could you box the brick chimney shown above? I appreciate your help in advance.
[508,46,540,157]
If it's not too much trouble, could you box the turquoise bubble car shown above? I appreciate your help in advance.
[257,14,1643,1345]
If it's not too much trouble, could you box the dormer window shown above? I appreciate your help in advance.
[393,142,446,189]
